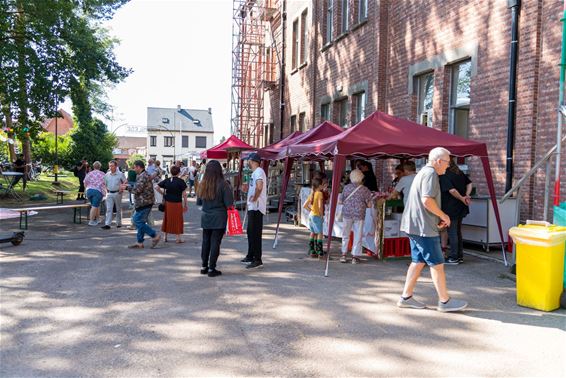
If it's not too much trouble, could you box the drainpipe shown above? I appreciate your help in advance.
[554,2,566,206]
[279,0,287,140]
[505,0,521,193]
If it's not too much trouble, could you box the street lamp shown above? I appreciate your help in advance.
[52,95,60,186]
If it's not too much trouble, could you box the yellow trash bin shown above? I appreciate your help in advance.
[509,223,566,311]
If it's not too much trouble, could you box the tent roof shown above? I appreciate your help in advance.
[201,135,254,159]
[270,121,343,161]
[287,111,488,159]
[257,130,303,159]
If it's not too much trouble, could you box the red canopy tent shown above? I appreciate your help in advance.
[261,121,344,246]
[200,135,254,160]
[282,111,507,271]
[257,131,303,173]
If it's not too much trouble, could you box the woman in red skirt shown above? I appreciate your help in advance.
[156,165,188,243]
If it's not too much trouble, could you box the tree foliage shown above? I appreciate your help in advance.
[126,153,146,168]
[0,0,130,160]
[69,118,117,169]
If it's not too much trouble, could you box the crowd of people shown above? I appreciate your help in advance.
[75,145,470,311]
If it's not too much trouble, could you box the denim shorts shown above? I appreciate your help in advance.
[408,234,445,266]
[86,189,103,208]
[308,215,323,234]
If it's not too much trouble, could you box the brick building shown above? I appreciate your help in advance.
[244,0,564,220]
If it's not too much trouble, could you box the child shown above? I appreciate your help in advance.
[303,178,324,257]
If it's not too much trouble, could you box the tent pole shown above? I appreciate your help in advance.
[273,157,293,248]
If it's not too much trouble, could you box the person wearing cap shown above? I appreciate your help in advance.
[241,152,267,269]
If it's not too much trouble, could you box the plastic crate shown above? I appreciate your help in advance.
[383,237,411,258]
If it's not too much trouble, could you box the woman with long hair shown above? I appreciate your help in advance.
[156,165,188,243]
[197,160,234,277]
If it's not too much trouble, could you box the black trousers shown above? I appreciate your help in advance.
[447,216,464,260]
[78,178,85,198]
[202,228,225,270]
[246,210,264,262]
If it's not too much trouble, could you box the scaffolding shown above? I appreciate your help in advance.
[231,0,281,148]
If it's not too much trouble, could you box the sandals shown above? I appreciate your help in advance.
[128,244,144,249]
[175,239,185,244]
[150,235,161,249]
[340,255,347,263]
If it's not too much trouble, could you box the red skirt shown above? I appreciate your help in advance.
[161,201,185,234]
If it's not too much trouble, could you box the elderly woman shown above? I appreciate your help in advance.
[83,161,106,226]
[156,165,188,243]
[339,169,373,264]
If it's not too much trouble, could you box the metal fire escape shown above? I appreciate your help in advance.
[231,0,281,147]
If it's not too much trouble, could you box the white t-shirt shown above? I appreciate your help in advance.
[395,173,417,205]
[188,166,197,180]
[247,167,267,214]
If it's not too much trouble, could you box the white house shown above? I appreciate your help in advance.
[146,106,214,168]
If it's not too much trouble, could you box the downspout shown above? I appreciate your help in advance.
[554,1,566,206]
[279,0,287,140]
[505,0,521,193]
[311,0,318,128]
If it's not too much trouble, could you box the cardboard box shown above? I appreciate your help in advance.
[384,220,400,238]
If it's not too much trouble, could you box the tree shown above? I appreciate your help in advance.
[0,0,130,162]
[69,118,117,170]
[126,153,146,168]
[33,130,73,168]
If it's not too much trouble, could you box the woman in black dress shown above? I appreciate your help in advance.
[196,160,234,277]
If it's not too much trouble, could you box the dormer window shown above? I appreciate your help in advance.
[162,117,170,124]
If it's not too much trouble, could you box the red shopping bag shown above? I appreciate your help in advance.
[227,207,244,236]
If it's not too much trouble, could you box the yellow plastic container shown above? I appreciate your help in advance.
[509,224,566,311]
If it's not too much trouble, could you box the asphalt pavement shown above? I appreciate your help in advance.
[1,198,565,377]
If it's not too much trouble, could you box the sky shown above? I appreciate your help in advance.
[62,0,234,143]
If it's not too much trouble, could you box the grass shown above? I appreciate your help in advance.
[0,172,79,206]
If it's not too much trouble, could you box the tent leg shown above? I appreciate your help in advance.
[324,246,331,277]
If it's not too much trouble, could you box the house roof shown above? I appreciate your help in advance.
[117,136,147,149]
[42,108,74,135]
[147,107,214,133]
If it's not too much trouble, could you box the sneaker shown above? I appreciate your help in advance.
[340,255,347,263]
[117,225,122,228]
[437,298,468,312]
[88,220,97,226]
[246,261,263,269]
[310,253,318,258]
[397,296,426,309]
[240,257,253,264]
[208,269,222,277]
[101,225,111,230]
[445,258,460,265]
[458,258,464,263]
[352,257,360,264]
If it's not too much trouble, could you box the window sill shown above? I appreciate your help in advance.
[334,31,349,43]
[320,42,333,52]
[299,61,307,70]
[351,18,368,32]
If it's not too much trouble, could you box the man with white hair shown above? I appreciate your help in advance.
[397,147,468,312]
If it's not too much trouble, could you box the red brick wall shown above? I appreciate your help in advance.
[262,0,565,220]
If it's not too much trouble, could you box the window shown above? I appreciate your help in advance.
[358,0,368,22]
[321,103,330,120]
[450,60,471,138]
[150,135,157,147]
[195,136,207,148]
[416,72,434,127]
[182,135,189,148]
[353,92,366,124]
[292,19,299,70]
[290,115,297,133]
[300,10,308,64]
[164,136,174,147]
[335,98,348,128]
[299,112,306,132]
[325,0,333,44]
[340,0,349,33]
[269,123,274,144]
[265,47,276,82]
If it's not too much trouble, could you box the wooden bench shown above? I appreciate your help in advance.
[53,190,72,204]
[10,203,91,230]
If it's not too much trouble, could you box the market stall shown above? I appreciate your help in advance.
[281,111,507,273]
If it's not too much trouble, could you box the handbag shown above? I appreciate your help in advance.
[336,185,362,222]
[227,206,244,236]
[158,188,166,212]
